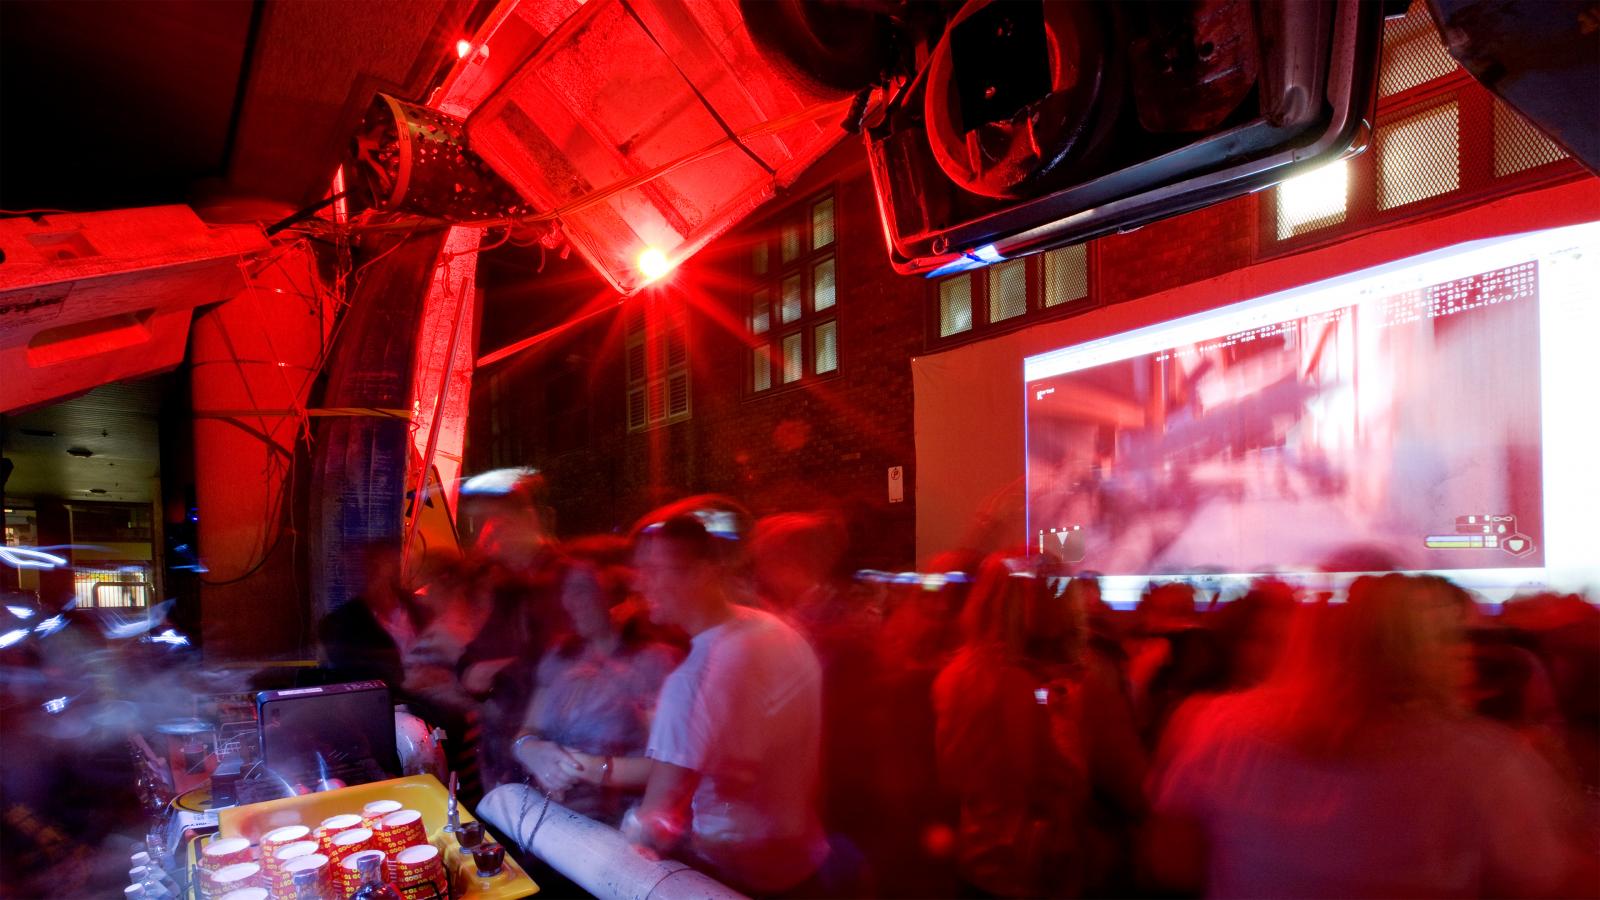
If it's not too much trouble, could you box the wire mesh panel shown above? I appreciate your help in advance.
[1378,4,1458,98]
[987,258,1027,323]
[782,333,803,383]
[939,276,973,337]
[1276,159,1350,239]
[813,257,836,311]
[752,344,772,392]
[1376,101,1460,210]
[1492,101,1569,178]
[1042,244,1089,307]
[811,197,835,249]
[752,241,768,276]
[814,320,837,374]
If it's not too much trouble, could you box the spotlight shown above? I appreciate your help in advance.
[456,39,473,59]
[637,247,673,284]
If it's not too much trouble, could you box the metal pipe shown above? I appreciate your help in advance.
[477,784,748,900]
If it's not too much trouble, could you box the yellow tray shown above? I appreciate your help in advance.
[198,774,537,898]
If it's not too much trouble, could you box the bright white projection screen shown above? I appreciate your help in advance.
[1024,222,1600,603]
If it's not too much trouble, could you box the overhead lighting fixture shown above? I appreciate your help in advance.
[637,247,673,284]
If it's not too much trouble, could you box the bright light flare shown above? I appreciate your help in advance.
[0,546,67,569]
[0,629,28,649]
[1277,159,1349,238]
[148,629,190,647]
[637,247,674,284]
[7,605,35,619]
[43,696,68,715]
[456,39,474,58]
[33,615,65,636]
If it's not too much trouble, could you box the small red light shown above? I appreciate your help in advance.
[455,39,473,59]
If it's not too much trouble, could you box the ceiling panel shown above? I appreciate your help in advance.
[2,378,165,505]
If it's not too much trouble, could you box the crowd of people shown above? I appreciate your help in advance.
[320,470,1600,898]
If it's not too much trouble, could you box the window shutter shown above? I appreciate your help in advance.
[812,257,836,311]
[814,320,837,374]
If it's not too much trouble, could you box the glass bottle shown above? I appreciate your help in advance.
[350,853,401,900]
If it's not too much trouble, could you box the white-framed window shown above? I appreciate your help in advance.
[935,242,1090,340]
[625,303,690,432]
[748,192,839,392]
[1268,2,1573,247]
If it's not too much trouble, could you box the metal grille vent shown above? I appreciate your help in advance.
[1042,244,1089,307]
[1492,101,1569,178]
[939,276,973,337]
[1376,101,1460,210]
[1378,5,1458,98]
[987,258,1027,323]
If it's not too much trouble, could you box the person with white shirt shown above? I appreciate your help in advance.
[622,514,829,895]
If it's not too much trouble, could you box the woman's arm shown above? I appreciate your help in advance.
[563,751,652,790]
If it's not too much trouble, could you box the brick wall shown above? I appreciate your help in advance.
[467,128,1581,570]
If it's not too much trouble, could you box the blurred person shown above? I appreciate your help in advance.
[623,514,829,896]
[1126,580,1200,741]
[1488,590,1600,795]
[1147,574,1597,898]
[317,542,415,691]
[454,469,571,791]
[1211,578,1298,690]
[751,512,851,636]
[1150,578,1298,783]
[752,512,885,891]
[933,553,1146,897]
[511,544,682,825]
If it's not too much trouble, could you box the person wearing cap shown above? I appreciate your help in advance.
[622,513,829,895]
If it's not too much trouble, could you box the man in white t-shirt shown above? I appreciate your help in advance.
[624,514,829,894]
